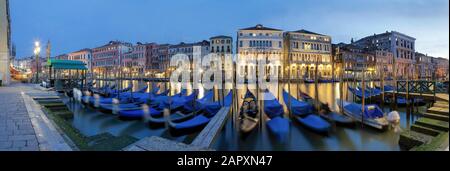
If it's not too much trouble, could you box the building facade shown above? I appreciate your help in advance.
[415,52,434,79]
[53,54,69,60]
[353,31,416,79]
[237,24,284,80]
[122,43,156,78]
[374,49,394,79]
[0,0,11,85]
[68,48,92,72]
[147,44,170,77]
[92,41,132,78]
[333,43,376,80]
[432,57,449,80]
[284,30,332,80]
[168,41,210,74]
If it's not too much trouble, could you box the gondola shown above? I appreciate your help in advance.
[348,87,373,99]
[92,85,150,105]
[337,99,389,130]
[144,89,207,128]
[239,90,260,136]
[298,92,355,126]
[167,91,233,137]
[304,79,315,84]
[283,90,331,134]
[101,89,192,115]
[263,90,289,139]
[119,90,209,120]
[375,85,395,92]
[82,84,134,106]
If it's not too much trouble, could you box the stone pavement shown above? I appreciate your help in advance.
[0,81,72,151]
[0,82,39,151]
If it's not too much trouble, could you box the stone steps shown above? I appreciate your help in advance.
[399,130,433,150]
[433,102,449,108]
[411,124,442,137]
[420,112,449,122]
[411,132,449,151]
[415,118,449,132]
[427,107,449,116]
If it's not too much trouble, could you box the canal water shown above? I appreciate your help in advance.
[64,80,427,151]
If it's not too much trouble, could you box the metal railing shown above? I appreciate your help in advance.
[397,80,449,94]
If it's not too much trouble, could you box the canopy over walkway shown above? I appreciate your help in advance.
[47,59,87,70]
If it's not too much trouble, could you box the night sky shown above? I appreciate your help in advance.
[10,0,449,59]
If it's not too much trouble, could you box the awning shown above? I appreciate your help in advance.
[47,59,88,70]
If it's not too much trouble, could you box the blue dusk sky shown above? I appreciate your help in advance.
[10,0,449,59]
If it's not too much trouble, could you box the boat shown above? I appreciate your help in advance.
[299,92,312,101]
[319,78,333,83]
[384,96,409,106]
[282,90,313,117]
[304,79,315,84]
[239,90,260,136]
[263,90,289,139]
[283,90,330,134]
[263,90,284,119]
[348,87,372,99]
[292,91,354,126]
[93,85,150,105]
[338,99,389,130]
[118,90,206,120]
[167,91,233,136]
[375,85,395,92]
[82,84,135,106]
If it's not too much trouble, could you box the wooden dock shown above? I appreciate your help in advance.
[123,106,231,151]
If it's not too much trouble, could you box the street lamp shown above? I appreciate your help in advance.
[34,41,41,84]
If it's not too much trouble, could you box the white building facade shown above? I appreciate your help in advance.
[237,24,284,81]
[284,30,333,80]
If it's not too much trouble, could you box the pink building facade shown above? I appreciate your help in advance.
[92,41,132,78]
[122,43,156,77]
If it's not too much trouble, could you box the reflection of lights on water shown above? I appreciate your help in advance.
[94,94,100,107]
[112,98,119,115]
[142,104,150,121]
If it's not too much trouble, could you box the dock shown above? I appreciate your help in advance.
[399,101,449,151]
[123,106,231,151]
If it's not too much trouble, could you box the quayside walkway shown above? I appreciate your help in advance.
[0,81,71,151]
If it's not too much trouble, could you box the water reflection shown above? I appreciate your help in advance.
[70,80,423,151]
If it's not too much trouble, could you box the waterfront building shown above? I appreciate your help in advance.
[333,43,376,80]
[121,43,157,78]
[147,44,170,77]
[353,31,416,79]
[237,24,284,80]
[12,56,33,72]
[415,52,434,80]
[68,48,92,73]
[53,54,69,60]
[284,29,332,80]
[168,41,210,76]
[374,49,394,79]
[0,0,11,85]
[210,35,233,54]
[209,35,233,72]
[30,57,47,74]
[92,41,132,78]
[432,57,449,80]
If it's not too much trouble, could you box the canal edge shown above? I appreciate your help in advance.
[21,91,73,151]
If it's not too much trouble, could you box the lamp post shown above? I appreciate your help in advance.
[34,41,41,84]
